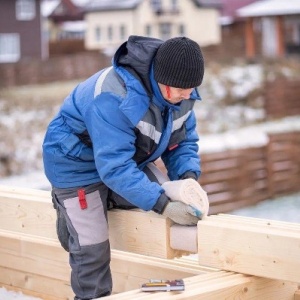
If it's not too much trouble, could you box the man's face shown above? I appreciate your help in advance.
[158,83,194,104]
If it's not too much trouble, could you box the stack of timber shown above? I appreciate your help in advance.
[0,185,299,300]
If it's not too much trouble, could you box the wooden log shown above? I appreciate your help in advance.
[197,215,300,283]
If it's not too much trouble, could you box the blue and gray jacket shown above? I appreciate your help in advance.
[43,35,201,214]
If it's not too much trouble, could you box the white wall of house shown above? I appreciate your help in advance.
[84,0,221,53]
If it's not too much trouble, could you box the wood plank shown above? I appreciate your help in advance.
[0,187,183,258]
[103,272,236,300]
[0,229,215,297]
[108,209,186,258]
[0,284,66,300]
[0,192,57,239]
[0,266,73,300]
[210,214,300,231]
[0,230,70,281]
[197,217,300,283]
[104,273,297,300]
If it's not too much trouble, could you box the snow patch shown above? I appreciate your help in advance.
[0,287,42,300]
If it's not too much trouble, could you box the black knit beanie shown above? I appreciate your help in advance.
[154,37,204,88]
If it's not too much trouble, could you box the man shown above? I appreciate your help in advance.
[43,35,205,299]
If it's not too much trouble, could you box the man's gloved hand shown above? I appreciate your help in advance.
[162,200,201,226]
[161,179,209,218]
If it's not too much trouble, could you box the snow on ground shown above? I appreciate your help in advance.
[0,170,51,190]
[231,192,300,223]
[0,287,41,300]
[199,115,300,153]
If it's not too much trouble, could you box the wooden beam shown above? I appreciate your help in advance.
[108,209,187,258]
[0,186,185,258]
[0,266,73,300]
[104,273,298,300]
[0,229,215,298]
[197,215,300,283]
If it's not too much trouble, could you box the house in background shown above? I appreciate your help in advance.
[219,0,260,26]
[42,0,91,41]
[237,0,300,59]
[83,0,222,56]
[0,0,45,63]
[202,0,263,62]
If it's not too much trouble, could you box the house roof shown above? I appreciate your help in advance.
[237,0,300,17]
[49,0,84,21]
[218,0,258,25]
[84,0,222,13]
[84,0,142,12]
[192,0,222,9]
[41,0,60,17]
[72,0,91,6]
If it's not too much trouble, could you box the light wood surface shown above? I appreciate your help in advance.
[198,215,300,283]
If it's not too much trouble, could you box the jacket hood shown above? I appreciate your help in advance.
[113,35,164,94]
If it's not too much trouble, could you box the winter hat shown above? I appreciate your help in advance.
[154,37,204,89]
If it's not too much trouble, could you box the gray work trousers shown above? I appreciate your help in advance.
[51,163,168,300]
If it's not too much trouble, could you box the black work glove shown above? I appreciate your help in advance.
[180,171,197,181]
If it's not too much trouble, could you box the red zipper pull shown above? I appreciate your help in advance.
[78,189,87,210]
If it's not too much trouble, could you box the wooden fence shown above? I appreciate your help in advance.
[265,78,300,119]
[199,146,270,214]
[201,131,300,214]
[0,51,110,87]
[157,131,300,215]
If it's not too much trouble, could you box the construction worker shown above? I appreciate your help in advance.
[43,35,205,300]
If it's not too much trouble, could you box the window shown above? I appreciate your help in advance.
[0,34,20,63]
[145,25,152,37]
[159,23,171,40]
[171,0,178,11]
[151,0,162,11]
[95,26,101,42]
[178,24,185,36]
[120,25,126,40]
[16,0,36,21]
[108,26,113,41]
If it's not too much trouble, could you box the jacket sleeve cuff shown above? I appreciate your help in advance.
[152,193,169,214]
[180,171,198,181]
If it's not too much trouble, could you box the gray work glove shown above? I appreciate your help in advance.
[162,201,201,226]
